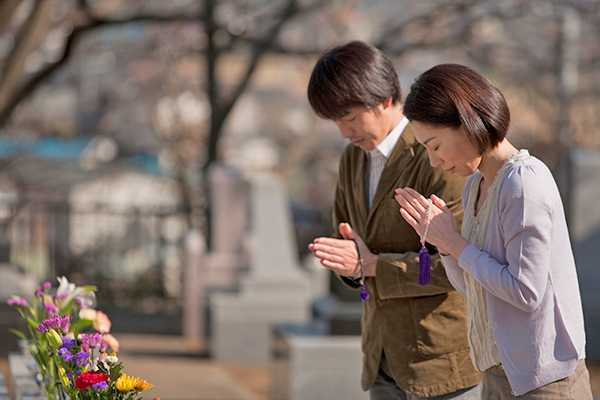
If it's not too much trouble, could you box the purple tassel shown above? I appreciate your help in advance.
[360,285,370,300]
[418,245,431,285]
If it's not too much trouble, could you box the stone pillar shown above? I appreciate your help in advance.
[182,229,206,350]
[203,164,250,290]
[571,149,600,360]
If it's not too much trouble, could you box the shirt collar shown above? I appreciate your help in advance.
[368,116,408,159]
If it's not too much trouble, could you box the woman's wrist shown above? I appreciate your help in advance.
[445,232,469,259]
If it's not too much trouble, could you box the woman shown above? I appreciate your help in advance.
[394,63,592,399]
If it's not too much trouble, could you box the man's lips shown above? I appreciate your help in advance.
[351,139,364,146]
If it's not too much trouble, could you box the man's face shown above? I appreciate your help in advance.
[333,104,389,151]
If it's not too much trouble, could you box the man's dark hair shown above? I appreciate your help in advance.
[404,63,510,154]
[307,41,401,120]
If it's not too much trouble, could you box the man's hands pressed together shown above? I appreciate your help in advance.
[308,222,378,278]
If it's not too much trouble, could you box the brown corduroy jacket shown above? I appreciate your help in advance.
[333,124,481,397]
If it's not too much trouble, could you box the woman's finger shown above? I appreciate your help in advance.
[431,194,447,209]
[399,208,424,237]
[396,193,423,223]
[402,187,432,210]
[395,189,426,215]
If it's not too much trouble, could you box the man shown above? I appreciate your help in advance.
[307,41,481,399]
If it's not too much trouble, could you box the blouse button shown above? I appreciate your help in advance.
[499,365,504,371]
[511,390,517,396]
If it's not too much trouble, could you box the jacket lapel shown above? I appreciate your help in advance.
[354,150,369,222]
[367,124,416,221]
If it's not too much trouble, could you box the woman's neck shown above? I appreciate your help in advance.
[478,140,519,183]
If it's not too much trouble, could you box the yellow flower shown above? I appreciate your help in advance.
[135,378,154,391]
[115,374,137,391]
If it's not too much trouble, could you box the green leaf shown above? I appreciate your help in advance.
[110,362,123,382]
[26,316,38,329]
[9,328,28,340]
[59,300,74,316]
[71,318,94,331]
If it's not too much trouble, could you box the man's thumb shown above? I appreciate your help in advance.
[339,222,355,240]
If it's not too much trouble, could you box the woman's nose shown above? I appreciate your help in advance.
[429,151,442,168]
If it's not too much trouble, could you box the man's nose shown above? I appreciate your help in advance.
[339,126,353,139]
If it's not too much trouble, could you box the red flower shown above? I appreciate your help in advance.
[75,371,109,390]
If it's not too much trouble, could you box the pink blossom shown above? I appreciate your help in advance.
[102,334,120,352]
[93,311,111,334]
[7,297,27,307]
[80,333,104,351]
[35,314,71,333]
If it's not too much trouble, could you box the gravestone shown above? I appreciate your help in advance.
[210,173,312,365]
[271,331,367,400]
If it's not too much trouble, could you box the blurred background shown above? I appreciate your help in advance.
[1,0,600,399]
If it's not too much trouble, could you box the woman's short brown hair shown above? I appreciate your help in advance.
[307,41,401,120]
[403,63,510,154]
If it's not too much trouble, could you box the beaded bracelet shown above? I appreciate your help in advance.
[351,239,370,300]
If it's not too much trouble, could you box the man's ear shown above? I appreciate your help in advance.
[382,96,393,109]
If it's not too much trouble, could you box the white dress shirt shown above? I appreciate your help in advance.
[366,117,409,209]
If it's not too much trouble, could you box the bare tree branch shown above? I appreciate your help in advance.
[0,0,24,38]
[0,0,53,113]
[0,12,199,127]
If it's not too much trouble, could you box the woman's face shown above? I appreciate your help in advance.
[410,121,482,176]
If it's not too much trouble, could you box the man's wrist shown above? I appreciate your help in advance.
[363,255,378,277]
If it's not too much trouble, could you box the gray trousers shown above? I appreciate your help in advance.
[369,353,482,400]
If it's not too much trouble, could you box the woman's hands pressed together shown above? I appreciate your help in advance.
[395,187,468,259]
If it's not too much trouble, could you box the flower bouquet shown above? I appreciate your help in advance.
[7,276,156,400]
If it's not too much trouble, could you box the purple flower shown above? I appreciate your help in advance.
[60,337,76,349]
[58,348,72,361]
[7,298,27,307]
[91,381,108,390]
[44,301,59,315]
[74,351,89,367]
[35,282,52,297]
[35,314,71,333]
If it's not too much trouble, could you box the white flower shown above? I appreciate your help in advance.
[55,276,97,309]
[105,355,118,364]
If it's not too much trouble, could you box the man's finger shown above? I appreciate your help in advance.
[313,237,354,248]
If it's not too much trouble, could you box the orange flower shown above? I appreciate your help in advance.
[135,378,154,391]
